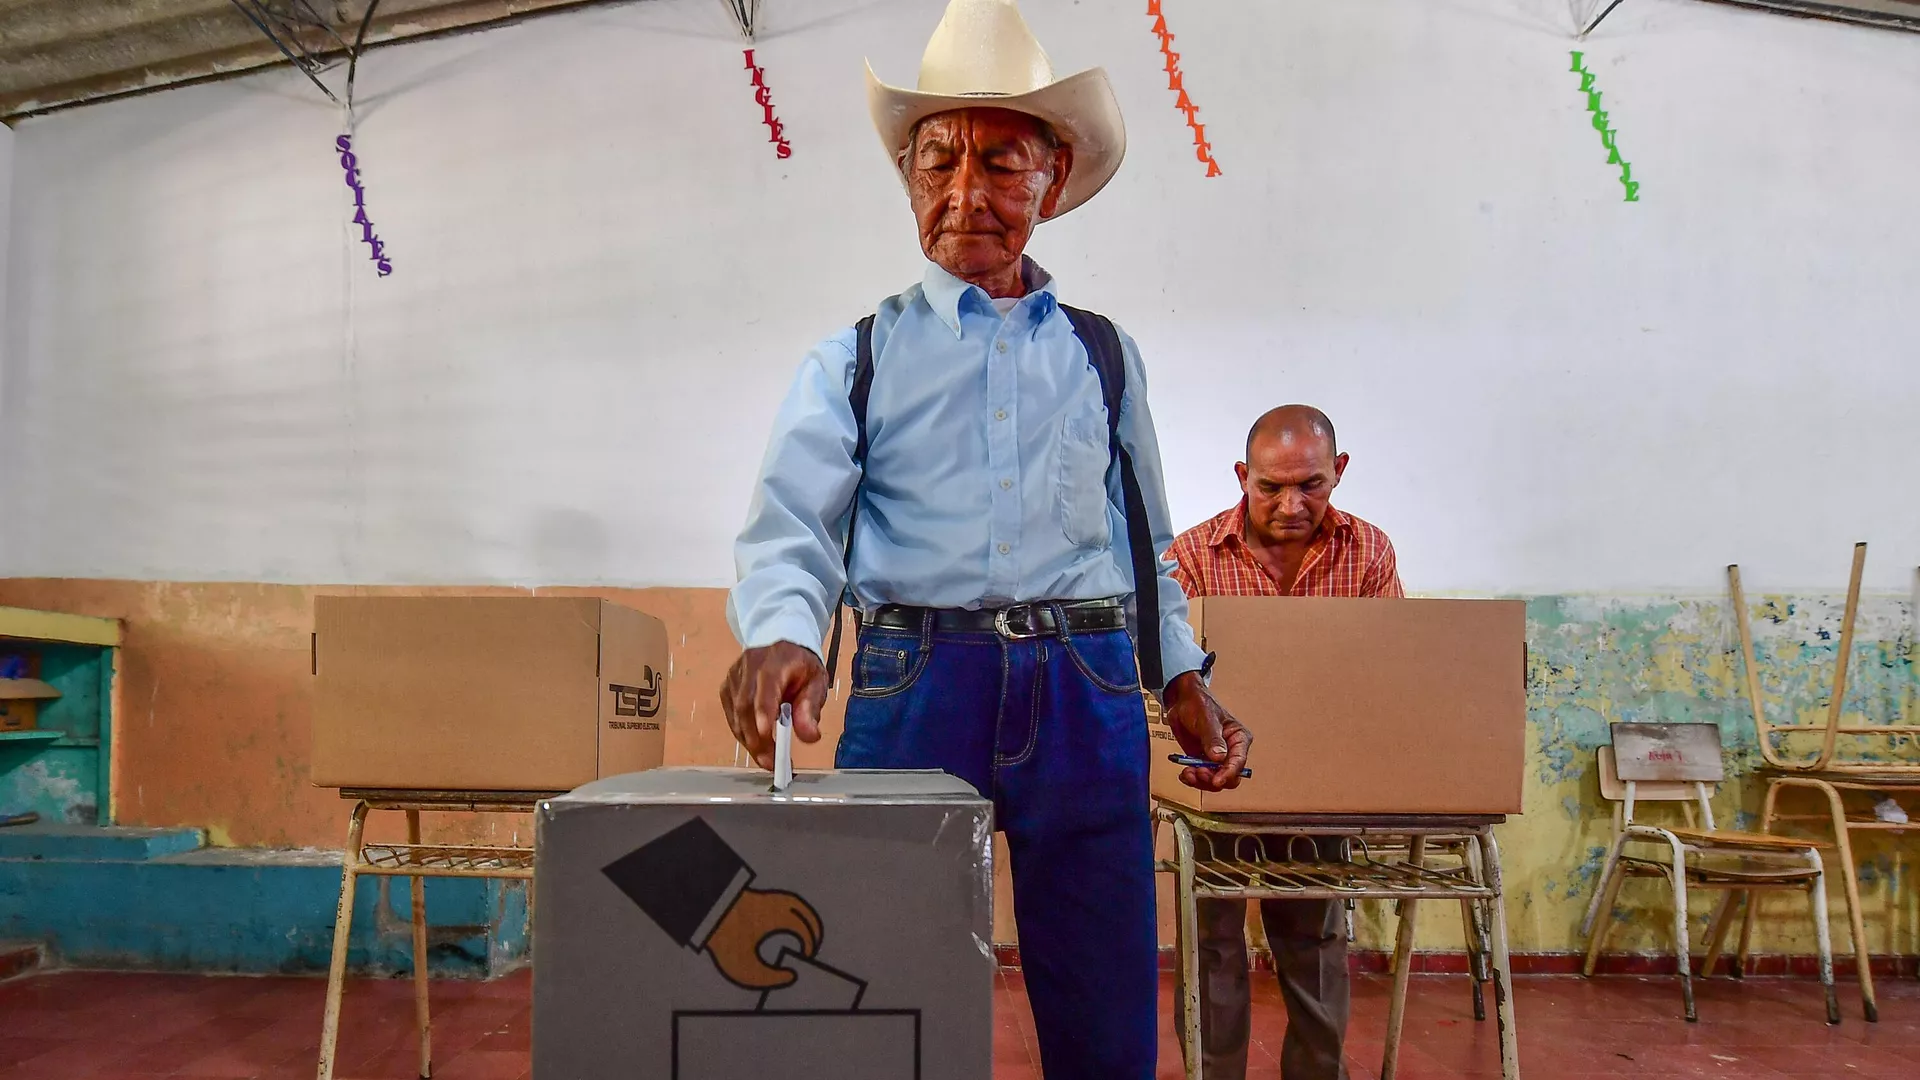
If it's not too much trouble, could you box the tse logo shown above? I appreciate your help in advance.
[610,667,664,719]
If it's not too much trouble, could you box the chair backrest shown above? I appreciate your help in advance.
[1612,722,1725,783]
[1597,723,1725,830]
[1729,544,1920,775]
[1596,747,1715,803]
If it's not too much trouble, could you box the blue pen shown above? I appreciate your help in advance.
[1168,754,1252,778]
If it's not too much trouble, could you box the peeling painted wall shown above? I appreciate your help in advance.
[1,578,1912,957]
[0,757,93,824]
[1351,592,1918,958]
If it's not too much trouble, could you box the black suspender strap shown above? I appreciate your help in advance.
[824,314,878,688]
[849,316,879,464]
[1059,304,1165,692]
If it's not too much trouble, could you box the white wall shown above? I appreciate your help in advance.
[0,120,11,443]
[2,0,1916,593]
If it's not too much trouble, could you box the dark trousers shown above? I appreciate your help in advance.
[1179,873,1350,1079]
[836,620,1158,1080]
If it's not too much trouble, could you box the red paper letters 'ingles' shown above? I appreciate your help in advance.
[1149,1,1219,177]
[744,49,793,159]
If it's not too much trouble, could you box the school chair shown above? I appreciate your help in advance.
[1730,544,1920,1021]
[1579,722,1839,1024]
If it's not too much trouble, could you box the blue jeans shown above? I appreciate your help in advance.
[837,614,1158,1080]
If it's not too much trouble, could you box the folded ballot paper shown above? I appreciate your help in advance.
[533,767,993,1079]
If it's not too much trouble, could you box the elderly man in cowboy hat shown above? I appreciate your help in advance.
[720,2,1252,1076]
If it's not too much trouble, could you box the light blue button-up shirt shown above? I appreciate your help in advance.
[728,259,1207,683]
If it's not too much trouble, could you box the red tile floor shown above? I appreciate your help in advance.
[1,967,1915,1079]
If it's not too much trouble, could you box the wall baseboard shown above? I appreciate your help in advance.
[992,944,1919,980]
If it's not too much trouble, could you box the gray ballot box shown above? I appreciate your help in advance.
[533,767,993,1080]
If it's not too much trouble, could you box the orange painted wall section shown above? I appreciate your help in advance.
[0,579,1085,944]
[0,580,812,846]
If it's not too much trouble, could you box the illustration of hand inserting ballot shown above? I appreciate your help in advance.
[602,816,922,1079]
[601,817,866,1004]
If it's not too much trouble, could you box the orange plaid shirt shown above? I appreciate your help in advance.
[1168,501,1404,598]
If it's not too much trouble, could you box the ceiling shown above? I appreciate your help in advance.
[2,1,1915,124]
[0,0,630,122]
[1708,0,1920,31]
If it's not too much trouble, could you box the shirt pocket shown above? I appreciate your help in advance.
[1056,413,1113,548]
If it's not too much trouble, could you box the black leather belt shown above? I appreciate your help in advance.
[863,598,1127,639]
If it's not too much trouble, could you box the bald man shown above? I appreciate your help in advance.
[1166,405,1403,1080]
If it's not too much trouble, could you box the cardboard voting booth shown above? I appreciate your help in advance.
[311,596,668,790]
[1150,596,1527,814]
[533,767,993,1080]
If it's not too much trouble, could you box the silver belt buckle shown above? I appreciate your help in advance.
[994,603,1044,640]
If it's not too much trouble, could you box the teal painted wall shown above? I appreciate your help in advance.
[0,641,113,818]
[0,643,113,826]
[0,846,529,977]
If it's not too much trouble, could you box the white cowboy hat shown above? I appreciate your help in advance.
[865,0,1126,219]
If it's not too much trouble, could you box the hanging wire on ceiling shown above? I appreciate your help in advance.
[1581,0,1628,37]
[225,0,381,109]
[228,0,343,104]
[345,0,383,114]
[722,0,761,41]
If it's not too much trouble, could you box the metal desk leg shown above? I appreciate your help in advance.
[407,810,434,1077]
[1381,836,1426,1080]
[1173,817,1202,1080]
[1477,828,1521,1080]
[317,801,369,1080]
[1463,904,1486,1020]
[1462,839,1491,1022]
